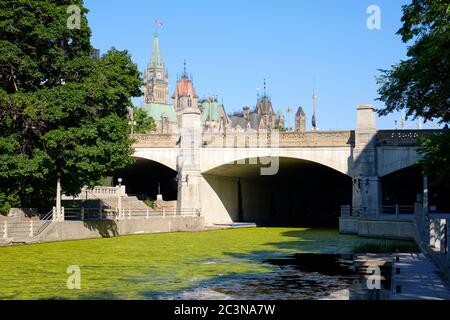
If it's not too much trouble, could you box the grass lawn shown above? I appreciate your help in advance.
[0,228,416,300]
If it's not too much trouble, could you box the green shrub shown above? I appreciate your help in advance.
[144,199,155,209]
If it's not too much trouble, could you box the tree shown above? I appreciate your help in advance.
[133,108,156,134]
[0,0,142,213]
[377,0,450,185]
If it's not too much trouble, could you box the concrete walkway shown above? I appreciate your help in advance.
[391,253,450,300]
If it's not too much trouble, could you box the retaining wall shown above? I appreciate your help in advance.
[340,217,415,240]
[40,216,204,243]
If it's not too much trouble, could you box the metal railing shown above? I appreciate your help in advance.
[380,205,415,217]
[117,208,201,220]
[340,205,415,219]
[34,209,54,237]
[61,207,201,221]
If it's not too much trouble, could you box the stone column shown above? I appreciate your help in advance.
[352,105,381,217]
[176,107,202,215]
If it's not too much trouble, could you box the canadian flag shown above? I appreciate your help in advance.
[155,20,163,27]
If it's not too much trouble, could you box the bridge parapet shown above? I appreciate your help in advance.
[131,134,179,148]
[130,130,442,148]
[376,129,442,147]
[203,131,354,148]
[131,131,355,148]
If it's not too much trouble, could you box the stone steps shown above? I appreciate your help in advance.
[2,221,46,243]
[63,196,151,211]
[102,197,150,211]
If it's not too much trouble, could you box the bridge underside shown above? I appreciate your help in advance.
[201,157,352,227]
[112,158,178,201]
[381,165,450,211]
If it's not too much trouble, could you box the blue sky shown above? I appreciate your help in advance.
[84,0,437,130]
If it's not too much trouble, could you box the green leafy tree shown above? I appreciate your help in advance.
[377,0,450,185]
[0,0,142,213]
[133,108,156,134]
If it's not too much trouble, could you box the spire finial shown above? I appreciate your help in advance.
[150,31,164,68]
[263,78,267,97]
[183,59,187,77]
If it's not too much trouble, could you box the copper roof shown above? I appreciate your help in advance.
[173,76,198,98]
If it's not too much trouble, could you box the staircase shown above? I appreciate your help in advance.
[1,209,54,245]
[102,196,151,211]
[2,220,51,244]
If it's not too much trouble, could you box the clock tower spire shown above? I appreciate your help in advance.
[144,32,169,104]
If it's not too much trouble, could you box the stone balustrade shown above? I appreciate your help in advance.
[130,129,443,148]
[131,134,179,148]
[131,131,355,148]
[376,129,442,147]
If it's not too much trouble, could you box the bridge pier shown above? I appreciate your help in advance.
[352,105,381,217]
[176,107,202,215]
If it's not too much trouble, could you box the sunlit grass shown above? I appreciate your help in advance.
[0,228,415,300]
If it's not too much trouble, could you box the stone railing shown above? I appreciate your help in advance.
[62,186,126,200]
[130,131,355,149]
[202,131,354,148]
[131,134,180,148]
[130,130,444,148]
[376,129,442,147]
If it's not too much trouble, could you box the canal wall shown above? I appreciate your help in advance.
[38,216,204,243]
[340,217,415,240]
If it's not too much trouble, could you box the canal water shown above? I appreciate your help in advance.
[155,253,392,300]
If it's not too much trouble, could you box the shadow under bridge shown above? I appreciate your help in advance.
[112,157,178,202]
[203,157,352,227]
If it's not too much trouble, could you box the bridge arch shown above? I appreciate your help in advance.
[112,156,178,201]
[380,164,450,212]
[200,147,353,177]
[377,146,423,177]
[200,156,352,226]
[132,148,178,172]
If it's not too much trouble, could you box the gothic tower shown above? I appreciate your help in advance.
[144,32,169,104]
[172,64,199,113]
[174,66,202,213]
[295,106,306,132]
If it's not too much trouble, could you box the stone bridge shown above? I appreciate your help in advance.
[126,105,442,226]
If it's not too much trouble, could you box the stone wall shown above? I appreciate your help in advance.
[40,216,204,243]
[340,216,416,240]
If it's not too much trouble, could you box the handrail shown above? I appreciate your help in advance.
[117,208,201,220]
[34,209,54,237]
[341,205,415,219]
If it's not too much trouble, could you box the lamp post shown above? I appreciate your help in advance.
[56,172,62,221]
